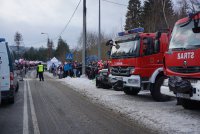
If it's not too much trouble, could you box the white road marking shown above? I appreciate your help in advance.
[23,81,29,134]
[27,80,40,134]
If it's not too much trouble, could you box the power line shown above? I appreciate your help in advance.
[25,0,82,47]
[24,39,46,47]
[102,0,128,7]
[54,0,82,40]
[27,0,127,47]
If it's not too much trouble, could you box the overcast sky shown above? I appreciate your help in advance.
[0,0,131,49]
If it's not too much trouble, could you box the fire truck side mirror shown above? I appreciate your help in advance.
[155,31,161,39]
[106,40,113,46]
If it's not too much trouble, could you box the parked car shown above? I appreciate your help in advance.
[96,69,111,89]
[0,38,19,104]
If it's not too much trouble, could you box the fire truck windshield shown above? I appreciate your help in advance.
[169,21,200,50]
[111,39,140,58]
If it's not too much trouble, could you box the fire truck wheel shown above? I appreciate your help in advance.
[113,86,122,91]
[151,76,170,102]
[180,98,200,110]
[123,87,140,95]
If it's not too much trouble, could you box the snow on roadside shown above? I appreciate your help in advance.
[45,72,200,133]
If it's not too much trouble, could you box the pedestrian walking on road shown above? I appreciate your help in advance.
[37,62,44,81]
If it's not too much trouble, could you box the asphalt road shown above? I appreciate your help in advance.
[0,71,151,134]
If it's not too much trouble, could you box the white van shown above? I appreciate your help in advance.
[0,38,19,104]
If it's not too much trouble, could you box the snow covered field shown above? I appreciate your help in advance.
[45,72,200,134]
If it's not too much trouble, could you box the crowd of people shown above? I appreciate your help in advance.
[49,61,82,79]
[14,59,109,81]
[49,60,109,80]
[86,60,109,79]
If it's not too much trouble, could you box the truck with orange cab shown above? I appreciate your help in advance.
[107,28,170,101]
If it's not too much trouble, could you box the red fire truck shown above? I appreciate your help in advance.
[107,28,170,101]
[164,11,200,109]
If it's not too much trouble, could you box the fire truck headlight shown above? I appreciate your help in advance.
[129,67,135,74]
[128,79,139,85]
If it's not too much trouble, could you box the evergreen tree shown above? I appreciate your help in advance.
[23,47,49,61]
[38,47,48,61]
[141,0,175,32]
[14,31,23,59]
[177,0,189,19]
[55,37,70,62]
[125,0,142,30]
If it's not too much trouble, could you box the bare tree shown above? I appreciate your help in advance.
[162,0,169,28]
[176,0,190,18]
[142,0,175,32]
[76,31,110,61]
[14,32,23,58]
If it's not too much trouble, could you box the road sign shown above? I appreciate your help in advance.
[66,53,73,60]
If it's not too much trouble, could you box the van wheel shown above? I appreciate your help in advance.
[180,98,200,110]
[151,76,170,102]
[9,96,15,104]
[1,99,6,104]
[123,87,140,95]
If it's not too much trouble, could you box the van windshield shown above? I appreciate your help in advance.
[111,39,140,59]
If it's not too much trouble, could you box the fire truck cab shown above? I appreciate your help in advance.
[164,11,200,109]
[108,28,170,101]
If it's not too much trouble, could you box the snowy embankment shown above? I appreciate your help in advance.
[45,72,200,134]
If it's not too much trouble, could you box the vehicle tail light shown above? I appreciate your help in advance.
[10,72,14,89]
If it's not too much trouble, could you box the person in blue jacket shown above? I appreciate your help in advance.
[63,62,72,77]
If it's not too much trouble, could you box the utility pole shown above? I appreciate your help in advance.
[41,32,51,60]
[82,0,87,75]
[98,0,101,60]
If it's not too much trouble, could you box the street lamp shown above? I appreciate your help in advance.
[98,0,101,60]
[41,32,51,59]
[41,32,49,38]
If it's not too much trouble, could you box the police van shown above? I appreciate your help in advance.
[0,38,19,104]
